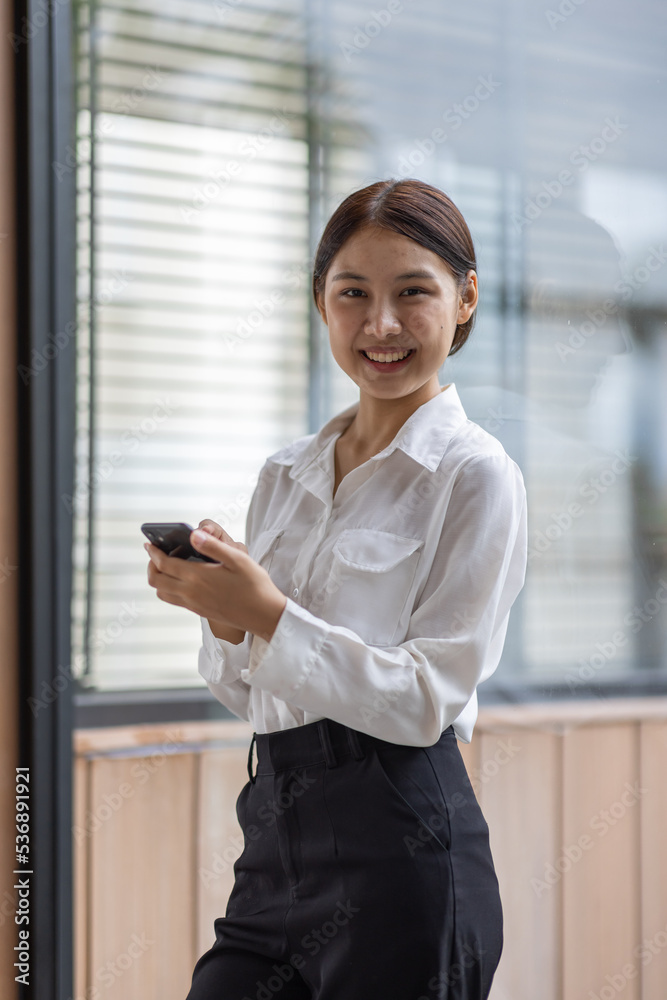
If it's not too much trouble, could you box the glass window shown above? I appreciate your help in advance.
[72,0,310,689]
[73,0,667,694]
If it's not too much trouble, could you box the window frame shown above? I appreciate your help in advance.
[16,0,77,996]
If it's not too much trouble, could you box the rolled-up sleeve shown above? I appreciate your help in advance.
[197,616,253,721]
[195,466,272,720]
[239,454,528,746]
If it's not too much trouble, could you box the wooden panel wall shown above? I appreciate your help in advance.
[73,721,254,997]
[73,700,667,1000]
[477,728,561,1000]
[639,722,667,996]
[196,744,253,959]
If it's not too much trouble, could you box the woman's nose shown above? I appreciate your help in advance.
[363,300,402,337]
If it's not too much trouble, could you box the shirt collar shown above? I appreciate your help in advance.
[279,382,468,480]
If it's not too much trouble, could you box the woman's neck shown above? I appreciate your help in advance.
[340,378,448,457]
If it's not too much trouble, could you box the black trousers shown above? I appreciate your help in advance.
[185,717,503,1000]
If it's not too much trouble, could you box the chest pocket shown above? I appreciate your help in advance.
[248,528,284,574]
[325,528,424,645]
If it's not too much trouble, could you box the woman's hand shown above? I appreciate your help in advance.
[194,521,247,643]
[196,518,248,555]
[144,522,287,644]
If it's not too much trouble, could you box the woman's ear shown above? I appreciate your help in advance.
[456,270,478,325]
[316,289,329,326]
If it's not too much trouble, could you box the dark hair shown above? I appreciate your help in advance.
[312,178,477,356]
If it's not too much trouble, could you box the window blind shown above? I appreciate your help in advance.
[72,0,313,689]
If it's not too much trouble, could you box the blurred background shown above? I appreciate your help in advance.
[69,0,667,697]
[3,2,667,999]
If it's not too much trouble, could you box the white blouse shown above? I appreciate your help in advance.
[198,382,528,746]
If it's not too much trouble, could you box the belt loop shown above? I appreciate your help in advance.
[346,727,365,760]
[247,732,257,784]
[317,720,338,768]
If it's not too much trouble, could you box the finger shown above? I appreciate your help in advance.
[210,525,239,548]
[197,521,243,549]
[190,529,242,566]
[145,541,194,580]
[147,558,206,614]
[147,555,172,590]
[145,540,167,569]
[154,586,189,609]
[198,519,222,538]
[147,559,172,590]
[144,540,161,564]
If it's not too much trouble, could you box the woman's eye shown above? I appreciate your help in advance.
[340,287,426,298]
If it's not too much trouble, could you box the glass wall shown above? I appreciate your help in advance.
[72,0,311,688]
[72,0,667,693]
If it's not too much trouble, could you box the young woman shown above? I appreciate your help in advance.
[145,178,528,1000]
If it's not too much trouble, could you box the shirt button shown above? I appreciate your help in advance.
[292,588,299,598]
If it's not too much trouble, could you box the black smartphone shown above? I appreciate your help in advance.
[141,522,219,563]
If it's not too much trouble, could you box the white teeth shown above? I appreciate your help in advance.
[365,349,411,362]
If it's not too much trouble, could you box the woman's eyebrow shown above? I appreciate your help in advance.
[331,270,366,281]
[330,268,438,281]
[395,269,437,280]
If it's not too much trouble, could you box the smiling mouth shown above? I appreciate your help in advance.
[361,349,415,363]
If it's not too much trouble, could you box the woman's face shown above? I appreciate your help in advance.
[316,225,477,403]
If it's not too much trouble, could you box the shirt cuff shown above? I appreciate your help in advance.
[241,598,329,697]
[198,616,249,684]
